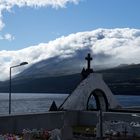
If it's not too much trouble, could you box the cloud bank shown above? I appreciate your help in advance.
[0,33,15,41]
[0,0,80,31]
[1,28,140,81]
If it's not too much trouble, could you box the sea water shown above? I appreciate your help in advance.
[0,93,140,115]
[0,93,68,115]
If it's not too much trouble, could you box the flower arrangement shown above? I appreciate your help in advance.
[0,129,51,140]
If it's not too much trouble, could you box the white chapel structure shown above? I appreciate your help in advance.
[59,53,120,111]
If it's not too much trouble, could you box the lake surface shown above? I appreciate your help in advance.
[0,93,140,115]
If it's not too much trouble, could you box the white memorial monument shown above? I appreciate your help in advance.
[59,53,120,111]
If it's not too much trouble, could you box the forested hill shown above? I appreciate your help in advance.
[0,64,140,95]
[99,64,140,95]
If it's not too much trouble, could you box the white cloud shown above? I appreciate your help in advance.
[1,28,140,81]
[0,33,15,41]
[0,19,5,31]
[0,0,80,31]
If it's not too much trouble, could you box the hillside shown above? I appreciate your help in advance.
[0,74,82,93]
[0,64,140,95]
[99,64,140,95]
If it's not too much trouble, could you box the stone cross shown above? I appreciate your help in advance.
[85,53,92,70]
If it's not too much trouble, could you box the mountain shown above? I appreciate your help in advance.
[0,73,82,93]
[99,64,140,95]
[0,63,140,95]
[14,53,86,79]
[1,28,140,81]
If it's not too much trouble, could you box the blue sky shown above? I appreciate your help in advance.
[0,0,140,51]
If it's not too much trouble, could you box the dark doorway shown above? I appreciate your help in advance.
[87,89,108,111]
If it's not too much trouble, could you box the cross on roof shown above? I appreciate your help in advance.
[81,53,93,79]
[85,53,92,70]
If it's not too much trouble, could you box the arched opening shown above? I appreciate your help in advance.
[87,89,108,111]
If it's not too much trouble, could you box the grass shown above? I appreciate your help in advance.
[72,125,96,137]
